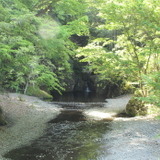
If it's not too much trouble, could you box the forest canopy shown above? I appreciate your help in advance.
[0,0,160,106]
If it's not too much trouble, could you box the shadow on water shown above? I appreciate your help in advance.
[52,91,107,102]
[5,111,112,160]
[49,110,87,123]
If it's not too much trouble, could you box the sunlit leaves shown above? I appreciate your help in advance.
[1,0,160,99]
[139,72,160,106]
[36,64,63,92]
[65,16,89,36]
[54,0,87,22]
[0,0,64,93]
[76,0,160,100]
[38,18,60,39]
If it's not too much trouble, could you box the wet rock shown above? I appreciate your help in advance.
[0,107,7,126]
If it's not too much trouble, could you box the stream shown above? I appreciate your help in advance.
[4,92,130,160]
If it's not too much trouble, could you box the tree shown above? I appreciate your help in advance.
[78,0,160,93]
[0,0,90,95]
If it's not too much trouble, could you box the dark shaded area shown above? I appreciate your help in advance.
[70,34,89,47]
[52,91,107,102]
[103,83,121,98]
[0,107,7,126]
[114,112,129,118]
[49,109,86,123]
[52,102,106,109]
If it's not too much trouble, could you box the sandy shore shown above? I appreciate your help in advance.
[0,93,60,159]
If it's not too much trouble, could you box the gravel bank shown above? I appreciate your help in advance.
[103,95,160,160]
[0,93,60,159]
[106,117,160,160]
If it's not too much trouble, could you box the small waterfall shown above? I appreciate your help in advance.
[85,86,91,93]
[84,84,91,100]
[84,81,91,93]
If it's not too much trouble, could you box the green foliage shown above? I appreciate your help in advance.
[54,0,87,23]
[18,0,38,10]
[0,0,90,95]
[148,105,160,116]
[138,72,160,107]
[36,64,64,92]
[64,16,89,36]
[77,0,160,101]
[26,86,52,99]
[1,0,160,106]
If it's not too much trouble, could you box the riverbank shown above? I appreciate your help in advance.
[0,93,60,159]
[0,93,159,160]
[106,117,160,160]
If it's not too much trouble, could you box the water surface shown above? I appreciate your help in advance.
[52,91,107,102]
[5,120,111,160]
[5,92,113,160]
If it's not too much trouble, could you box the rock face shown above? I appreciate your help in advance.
[126,98,148,117]
[0,107,7,126]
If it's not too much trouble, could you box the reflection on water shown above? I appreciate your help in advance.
[5,120,111,160]
[52,91,107,102]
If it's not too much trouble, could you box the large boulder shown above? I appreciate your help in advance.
[0,107,7,126]
[126,98,148,117]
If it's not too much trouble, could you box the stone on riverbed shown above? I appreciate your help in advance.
[126,98,148,117]
[0,107,7,126]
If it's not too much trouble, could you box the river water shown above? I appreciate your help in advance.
[4,92,129,160]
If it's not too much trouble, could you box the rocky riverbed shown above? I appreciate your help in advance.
[0,93,159,160]
[106,117,160,160]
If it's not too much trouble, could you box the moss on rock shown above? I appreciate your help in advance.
[126,98,148,117]
[26,86,52,99]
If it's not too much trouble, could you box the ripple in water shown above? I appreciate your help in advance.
[5,111,112,160]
